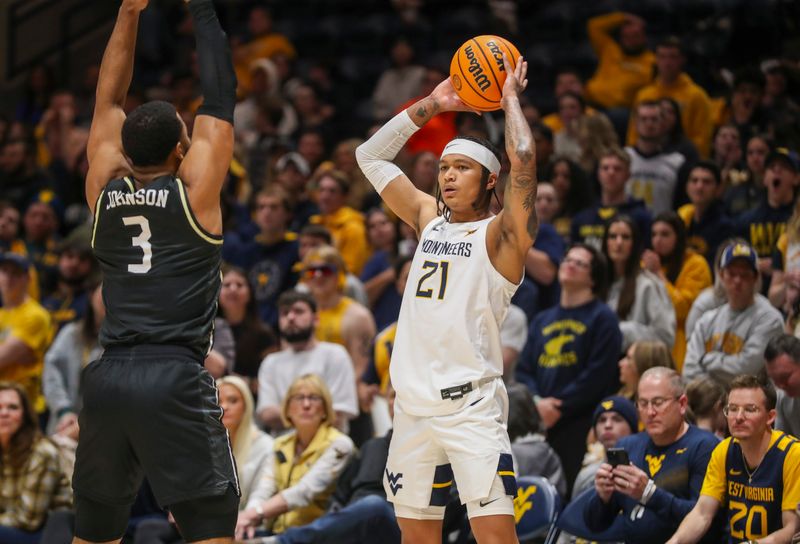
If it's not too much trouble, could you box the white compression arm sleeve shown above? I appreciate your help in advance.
[355,110,421,194]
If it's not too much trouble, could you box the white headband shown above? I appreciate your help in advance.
[440,140,501,175]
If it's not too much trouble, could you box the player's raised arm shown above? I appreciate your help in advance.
[488,55,536,282]
[85,0,149,211]
[356,79,476,236]
[177,0,237,231]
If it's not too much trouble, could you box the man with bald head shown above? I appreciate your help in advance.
[584,367,723,544]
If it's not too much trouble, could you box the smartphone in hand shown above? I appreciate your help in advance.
[606,447,630,468]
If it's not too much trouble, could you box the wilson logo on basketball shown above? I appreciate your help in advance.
[463,44,491,92]
[450,35,520,112]
[485,41,506,72]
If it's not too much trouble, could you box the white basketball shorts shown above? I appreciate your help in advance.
[384,378,516,520]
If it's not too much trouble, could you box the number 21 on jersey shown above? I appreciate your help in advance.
[123,215,152,274]
[415,260,449,299]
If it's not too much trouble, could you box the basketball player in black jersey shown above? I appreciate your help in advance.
[71,1,239,542]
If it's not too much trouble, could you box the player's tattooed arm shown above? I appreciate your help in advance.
[501,55,538,242]
[503,106,538,240]
[407,76,481,129]
[409,96,441,127]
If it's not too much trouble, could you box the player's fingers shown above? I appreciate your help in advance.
[502,53,513,76]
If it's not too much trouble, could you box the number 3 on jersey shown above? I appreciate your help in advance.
[123,216,152,273]
[415,260,449,299]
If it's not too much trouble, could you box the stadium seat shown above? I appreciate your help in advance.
[514,475,562,542]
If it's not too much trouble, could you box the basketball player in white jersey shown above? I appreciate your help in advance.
[356,56,535,543]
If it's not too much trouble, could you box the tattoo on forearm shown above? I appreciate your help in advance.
[516,174,539,239]
[414,99,439,121]
[504,96,538,240]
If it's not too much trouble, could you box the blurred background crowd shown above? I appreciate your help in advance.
[1,0,800,542]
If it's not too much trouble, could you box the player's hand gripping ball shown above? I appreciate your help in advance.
[450,35,521,112]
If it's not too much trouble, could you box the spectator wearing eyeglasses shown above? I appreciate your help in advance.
[667,374,800,544]
[256,290,358,434]
[683,242,783,387]
[237,374,355,540]
[584,367,723,544]
[764,334,800,440]
[516,243,622,494]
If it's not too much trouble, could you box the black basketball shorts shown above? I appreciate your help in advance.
[72,345,240,508]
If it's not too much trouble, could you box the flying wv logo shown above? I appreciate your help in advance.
[386,469,403,495]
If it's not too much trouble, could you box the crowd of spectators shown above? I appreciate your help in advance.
[2,0,800,542]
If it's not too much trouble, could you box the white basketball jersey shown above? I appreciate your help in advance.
[392,215,519,416]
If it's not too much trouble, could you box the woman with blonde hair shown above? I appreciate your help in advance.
[618,340,675,400]
[133,376,274,543]
[236,374,355,539]
[217,376,274,506]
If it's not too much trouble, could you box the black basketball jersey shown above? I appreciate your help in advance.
[92,175,222,357]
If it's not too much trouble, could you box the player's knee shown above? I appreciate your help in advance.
[74,493,132,543]
[469,513,519,544]
[168,483,239,542]
[396,516,443,544]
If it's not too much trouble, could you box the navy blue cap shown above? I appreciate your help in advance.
[766,147,800,172]
[0,252,31,271]
[720,242,757,273]
[593,395,638,433]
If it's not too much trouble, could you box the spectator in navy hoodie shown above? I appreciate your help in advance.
[517,243,622,494]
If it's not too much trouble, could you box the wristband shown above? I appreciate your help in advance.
[640,479,657,505]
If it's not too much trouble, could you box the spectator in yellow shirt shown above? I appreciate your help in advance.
[667,375,800,544]
[642,212,712,370]
[0,253,52,414]
[585,12,655,110]
[233,6,296,95]
[310,170,371,276]
[628,37,712,158]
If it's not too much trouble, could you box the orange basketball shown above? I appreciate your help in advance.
[450,35,521,112]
